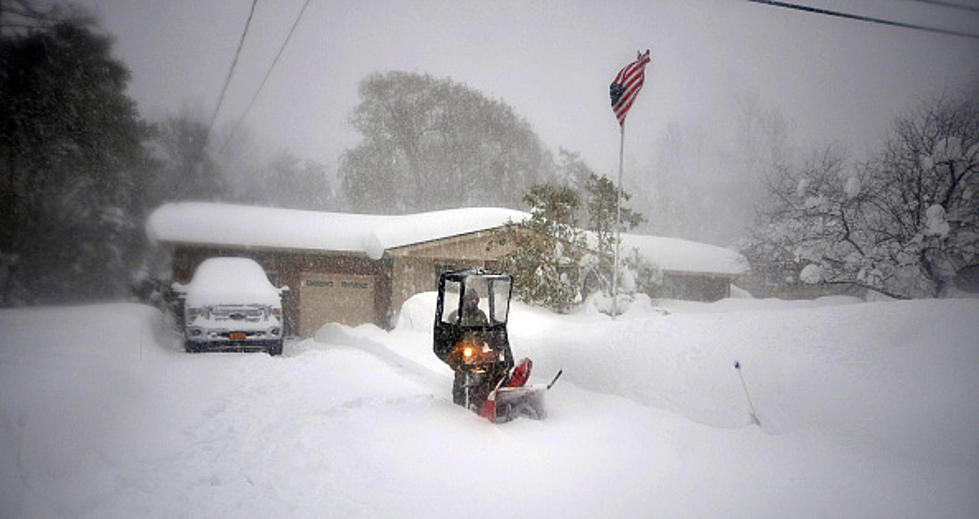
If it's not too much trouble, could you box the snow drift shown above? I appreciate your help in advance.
[1,296,977,517]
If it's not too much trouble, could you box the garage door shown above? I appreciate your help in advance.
[299,273,376,337]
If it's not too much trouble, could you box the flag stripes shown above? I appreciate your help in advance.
[610,50,651,126]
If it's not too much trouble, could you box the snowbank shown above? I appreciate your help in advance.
[1,296,977,517]
[516,299,979,465]
[393,293,979,468]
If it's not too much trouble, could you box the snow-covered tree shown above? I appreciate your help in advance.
[546,149,649,299]
[865,92,979,296]
[493,177,652,312]
[491,184,586,312]
[745,90,978,298]
[583,172,645,296]
[1,19,153,304]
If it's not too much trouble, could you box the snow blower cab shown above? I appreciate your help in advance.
[434,268,514,386]
[434,268,554,422]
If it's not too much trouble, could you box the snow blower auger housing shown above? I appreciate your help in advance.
[433,267,553,422]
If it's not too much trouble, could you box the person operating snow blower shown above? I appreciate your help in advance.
[433,268,557,423]
[449,288,489,327]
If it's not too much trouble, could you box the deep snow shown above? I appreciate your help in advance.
[1,295,977,518]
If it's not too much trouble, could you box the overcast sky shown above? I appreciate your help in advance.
[78,0,979,193]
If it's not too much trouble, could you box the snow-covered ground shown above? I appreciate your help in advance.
[1,295,977,518]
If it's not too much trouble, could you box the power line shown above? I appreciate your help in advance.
[906,0,979,13]
[205,0,260,147]
[747,0,979,40]
[221,0,313,154]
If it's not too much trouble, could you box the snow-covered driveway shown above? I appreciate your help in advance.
[1,297,977,517]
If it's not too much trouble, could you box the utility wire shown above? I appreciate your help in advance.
[906,0,979,13]
[205,0,260,148]
[747,0,979,40]
[221,0,313,154]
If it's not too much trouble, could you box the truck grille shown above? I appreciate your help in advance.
[210,305,265,322]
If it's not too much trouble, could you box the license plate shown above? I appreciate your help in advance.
[229,332,246,340]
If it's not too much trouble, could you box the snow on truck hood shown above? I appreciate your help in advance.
[183,257,281,307]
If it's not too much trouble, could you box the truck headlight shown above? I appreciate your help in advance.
[186,306,204,321]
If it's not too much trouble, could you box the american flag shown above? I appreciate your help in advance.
[609,50,651,126]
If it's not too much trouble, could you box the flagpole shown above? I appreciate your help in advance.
[612,123,624,319]
[608,48,649,320]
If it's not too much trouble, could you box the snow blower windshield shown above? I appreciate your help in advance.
[441,273,511,326]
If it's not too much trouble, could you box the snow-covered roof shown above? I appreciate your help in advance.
[620,234,748,277]
[146,202,529,260]
[147,202,747,275]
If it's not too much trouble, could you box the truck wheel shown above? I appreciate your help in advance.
[267,340,283,356]
[184,341,199,353]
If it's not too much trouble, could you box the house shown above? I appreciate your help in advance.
[147,202,748,336]
[620,234,748,301]
[147,202,526,336]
